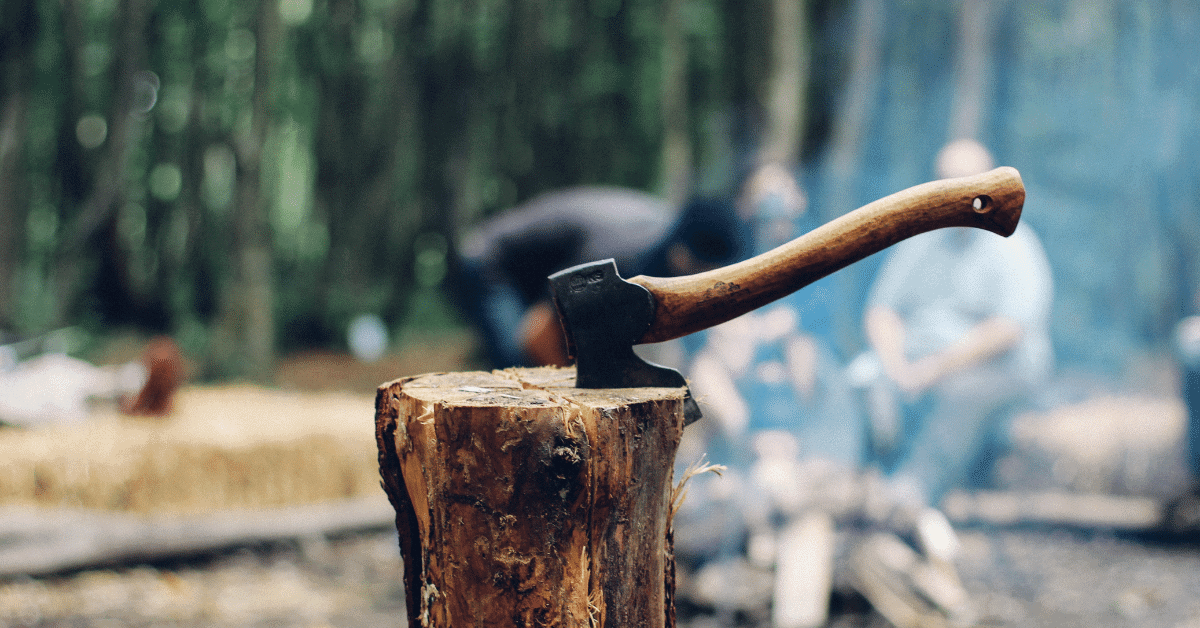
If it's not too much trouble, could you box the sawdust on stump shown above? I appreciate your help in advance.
[376,366,686,628]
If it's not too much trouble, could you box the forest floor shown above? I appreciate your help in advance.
[3,523,1199,628]
[3,331,1200,628]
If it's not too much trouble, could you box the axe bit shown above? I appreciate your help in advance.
[549,167,1026,425]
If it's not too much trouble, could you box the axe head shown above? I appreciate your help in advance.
[549,259,702,424]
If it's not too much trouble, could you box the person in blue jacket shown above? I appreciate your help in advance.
[685,161,864,471]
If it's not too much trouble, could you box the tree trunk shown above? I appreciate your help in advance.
[375,367,686,627]
[0,0,35,329]
[0,93,24,329]
[761,0,810,166]
[821,0,884,224]
[946,0,996,143]
[659,0,691,208]
[56,0,152,326]
[214,0,281,378]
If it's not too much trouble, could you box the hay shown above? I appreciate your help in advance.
[0,385,380,515]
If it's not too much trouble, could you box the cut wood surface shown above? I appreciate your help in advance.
[376,366,686,628]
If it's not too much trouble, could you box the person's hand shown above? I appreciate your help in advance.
[867,306,1023,396]
[785,333,819,401]
[519,301,570,367]
[890,353,950,396]
[913,317,1023,392]
[865,306,926,393]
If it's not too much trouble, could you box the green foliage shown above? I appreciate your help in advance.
[0,0,808,373]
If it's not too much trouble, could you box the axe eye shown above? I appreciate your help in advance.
[972,195,991,212]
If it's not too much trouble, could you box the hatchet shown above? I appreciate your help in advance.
[548,166,1026,425]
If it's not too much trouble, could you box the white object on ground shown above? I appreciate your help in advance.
[0,354,145,427]
[772,511,835,628]
[347,314,388,363]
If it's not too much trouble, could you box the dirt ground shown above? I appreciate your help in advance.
[0,530,406,628]
[3,524,1199,628]
[3,333,1200,628]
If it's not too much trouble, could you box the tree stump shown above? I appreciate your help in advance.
[375,366,687,627]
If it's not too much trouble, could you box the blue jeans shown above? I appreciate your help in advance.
[867,366,1028,505]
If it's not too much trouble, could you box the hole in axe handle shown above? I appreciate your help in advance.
[972,195,991,212]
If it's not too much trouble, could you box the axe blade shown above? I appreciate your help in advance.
[549,259,702,424]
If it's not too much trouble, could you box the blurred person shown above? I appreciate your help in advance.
[674,147,1049,622]
[672,163,866,625]
[0,334,183,427]
[449,186,752,369]
[853,138,1054,507]
[685,161,862,469]
[845,139,1053,624]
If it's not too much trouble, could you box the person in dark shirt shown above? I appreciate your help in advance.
[451,186,751,368]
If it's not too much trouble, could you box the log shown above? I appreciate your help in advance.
[0,496,394,577]
[941,489,1163,531]
[375,367,686,628]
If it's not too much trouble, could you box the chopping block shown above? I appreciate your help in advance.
[375,366,687,628]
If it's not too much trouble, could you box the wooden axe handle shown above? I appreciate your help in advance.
[630,166,1025,344]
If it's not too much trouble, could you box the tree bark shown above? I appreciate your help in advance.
[376,367,686,628]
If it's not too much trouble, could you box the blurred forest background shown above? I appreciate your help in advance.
[1,0,1198,385]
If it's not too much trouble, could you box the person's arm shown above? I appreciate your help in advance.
[783,333,818,402]
[864,306,912,387]
[865,305,1022,395]
[909,315,1022,386]
[689,349,751,437]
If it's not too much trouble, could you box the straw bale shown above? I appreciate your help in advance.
[0,385,379,514]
